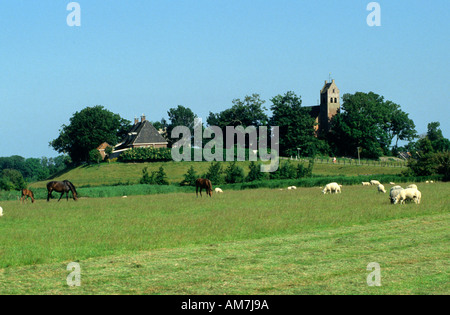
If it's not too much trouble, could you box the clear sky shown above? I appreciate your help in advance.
[0,0,449,158]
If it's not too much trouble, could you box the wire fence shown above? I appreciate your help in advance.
[284,157,408,168]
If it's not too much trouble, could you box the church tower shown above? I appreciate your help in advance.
[318,79,340,134]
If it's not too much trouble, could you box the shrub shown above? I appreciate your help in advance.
[203,161,224,185]
[297,159,314,178]
[224,162,245,184]
[181,166,198,186]
[89,149,102,164]
[119,147,172,162]
[140,166,169,185]
[246,161,265,182]
[279,160,297,179]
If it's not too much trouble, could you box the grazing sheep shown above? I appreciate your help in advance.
[362,182,371,186]
[425,181,429,184]
[430,181,434,183]
[394,188,422,205]
[290,186,297,190]
[0,206,3,217]
[389,188,404,204]
[370,180,381,186]
[323,183,341,194]
[215,188,223,193]
[390,182,396,185]
[378,184,386,193]
[406,184,418,190]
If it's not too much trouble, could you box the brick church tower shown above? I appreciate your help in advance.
[318,79,340,134]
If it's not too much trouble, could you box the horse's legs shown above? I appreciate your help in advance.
[66,192,69,201]
[47,189,52,202]
[58,192,64,202]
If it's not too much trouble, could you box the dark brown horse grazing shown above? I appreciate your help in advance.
[21,189,35,203]
[196,178,213,197]
[47,180,78,202]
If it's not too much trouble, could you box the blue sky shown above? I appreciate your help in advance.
[0,0,449,158]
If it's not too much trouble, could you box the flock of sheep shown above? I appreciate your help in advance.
[216,180,425,206]
[320,179,426,205]
[322,180,426,204]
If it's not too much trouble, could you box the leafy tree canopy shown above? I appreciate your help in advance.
[50,105,131,163]
[270,91,326,157]
[329,92,416,159]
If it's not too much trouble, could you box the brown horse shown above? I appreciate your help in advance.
[47,180,78,202]
[196,178,213,197]
[21,189,35,203]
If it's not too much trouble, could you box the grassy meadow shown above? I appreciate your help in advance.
[29,160,407,188]
[0,182,448,294]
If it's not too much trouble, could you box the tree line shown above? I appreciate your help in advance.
[48,91,448,166]
[0,155,70,191]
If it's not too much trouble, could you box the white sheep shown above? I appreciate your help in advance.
[290,186,297,190]
[389,188,403,204]
[394,188,422,205]
[323,183,341,194]
[406,184,418,190]
[215,188,223,193]
[378,184,386,193]
[426,181,430,184]
[0,206,3,217]
[430,181,434,183]
[389,182,396,185]
[362,182,371,186]
[370,180,381,186]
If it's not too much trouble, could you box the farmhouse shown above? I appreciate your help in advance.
[111,115,168,157]
[306,79,341,135]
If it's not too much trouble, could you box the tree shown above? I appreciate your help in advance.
[246,161,265,182]
[181,166,198,186]
[207,94,269,150]
[207,94,268,129]
[203,161,224,185]
[50,105,131,163]
[427,122,450,152]
[224,162,245,184]
[166,105,198,147]
[329,92,416,159]
[270,91,322,157]
[140,166,169,185]
[0,169,26,191]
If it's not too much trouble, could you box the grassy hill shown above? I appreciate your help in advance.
[29,160,407,189]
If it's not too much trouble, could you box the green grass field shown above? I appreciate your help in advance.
[29,160,406,188]
[0,182,448,294]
